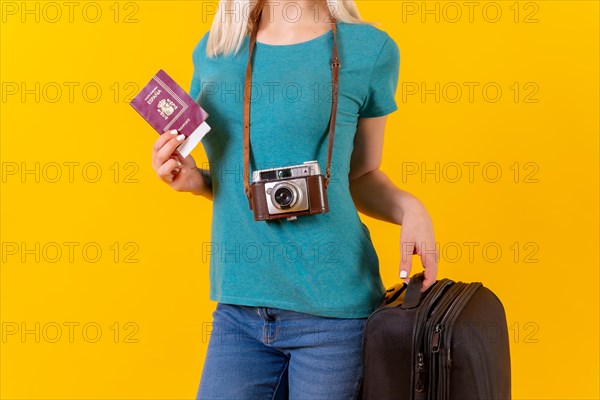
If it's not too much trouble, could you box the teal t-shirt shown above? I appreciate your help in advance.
[189,21,400,318]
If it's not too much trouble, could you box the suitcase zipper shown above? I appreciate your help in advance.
[416,352,425,392]
[438,282,482,399]
[424,282,470,400]
[414,281,455,359]
[440,282,482,366]
[423,283,466,358]
[413,281,456,397]
[431,324,442,353]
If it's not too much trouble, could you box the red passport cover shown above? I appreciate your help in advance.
[129,69,211,157]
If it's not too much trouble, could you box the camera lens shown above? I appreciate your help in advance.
[274,187,294,207]
[277,169,292,179]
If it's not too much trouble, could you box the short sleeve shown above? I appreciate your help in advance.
[358,36,400,118]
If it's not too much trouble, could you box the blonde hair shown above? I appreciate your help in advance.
[205,0,371,58]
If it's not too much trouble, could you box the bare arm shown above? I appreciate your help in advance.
[348,116,438,291]
[348,116,422,224]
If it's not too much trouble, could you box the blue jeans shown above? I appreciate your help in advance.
[196,302,368,400]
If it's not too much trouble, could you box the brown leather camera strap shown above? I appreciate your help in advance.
[243,8,340,201]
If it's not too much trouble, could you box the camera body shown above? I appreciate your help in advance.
[249,161,329,221]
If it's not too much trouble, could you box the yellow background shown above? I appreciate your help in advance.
[1,1,598,399]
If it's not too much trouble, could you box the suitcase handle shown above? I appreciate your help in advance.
[400,271,427,309]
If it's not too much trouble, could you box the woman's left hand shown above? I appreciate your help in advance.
[398,200,439,292]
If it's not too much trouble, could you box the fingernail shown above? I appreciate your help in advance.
[176,160,182,167]
[400,270,408,279]
[176,134,185,141]
[169,129,178,135]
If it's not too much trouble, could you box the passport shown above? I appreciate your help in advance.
[129,69,210,158]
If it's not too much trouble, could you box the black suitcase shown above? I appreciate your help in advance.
[358,272,511,400]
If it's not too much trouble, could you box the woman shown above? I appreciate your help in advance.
[152,0,439,398]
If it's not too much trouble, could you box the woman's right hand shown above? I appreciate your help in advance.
[151,130,206,195]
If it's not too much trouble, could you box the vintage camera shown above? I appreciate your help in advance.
[249,161,329,221]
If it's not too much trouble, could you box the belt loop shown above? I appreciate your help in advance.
[257,307,270,320]
[257,307,275,321]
